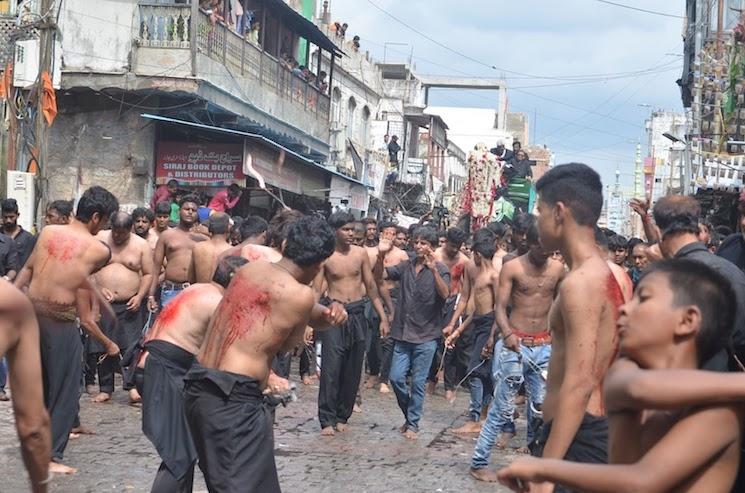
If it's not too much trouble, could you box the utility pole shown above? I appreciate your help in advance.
[34,0,57,212]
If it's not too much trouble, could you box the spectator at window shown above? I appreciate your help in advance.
[291,61,303,78]
[388,135,401,166]
[352,35,360,51]
[318,71,329,92]
[339,22,348,39]
[248,20,260,44]
[300,66,310,81]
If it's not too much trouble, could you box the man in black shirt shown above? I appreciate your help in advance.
[653,195,745,370]
[490,141,514,162]
[0,233,19,282]
[375,226,450,440]
[502,150,533,184]
[2,199,36,267]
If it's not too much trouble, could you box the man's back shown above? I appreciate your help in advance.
[26,224,109,306]
[544,256,623,420]
[191,238,231,283]
[199,261,314,384]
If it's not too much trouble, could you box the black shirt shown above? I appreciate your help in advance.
[717,233,745,273]
[0,233,19,276]
[386,259,450,344]
[503,159,533,183]
[9,227,36,267]
[675,242,745,370]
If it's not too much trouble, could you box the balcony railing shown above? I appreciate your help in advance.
[136,3,329,125]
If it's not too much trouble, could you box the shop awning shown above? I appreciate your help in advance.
[141,113,367,188]
[266,0,343,57]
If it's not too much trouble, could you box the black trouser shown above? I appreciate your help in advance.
[427,296,458,386]
[444,324,472,390]
[318,300,367,429]
[272,352,292,379]
[299,344,314,377]
[377,295,398,383]
[39,316,82,461]
[364,300,381,376]
[90,353,120,394]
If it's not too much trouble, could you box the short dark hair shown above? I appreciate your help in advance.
[327,211,356,230]
[653,195,700,237]
[155,201,171,215]
[363,217,377,226]
[411,226,438,247]
[284,216,336,267]
[1,198,19,214]
[486,221,508,239]
[378,220,396,233]
[628,237,644,251]
[640,259,735,365]
[445,227,467,247]
[535,163,603,226]
[594,226,609,249]
[513,140,521,147]
[212,255,248,288]
[353,222,366,234]
[48,200,73,218]
[512,213,534,235]
[75,186,119,223]
[208,212,230,234]
[110,211,133,230]
[240,215,269,242]
[179,194,200,208]
[132,207,154,222]
[228,183,241,194]
[167,179,178,188]
[608,235,629,251]
[267,209,304,248]
[472,229,497,259]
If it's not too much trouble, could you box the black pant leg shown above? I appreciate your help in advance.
[427,338,444,383]
[337,339,366,424]
[299,344,312,377]
[367,322,381,376]
[97,354,117,394]
[271,352,292,379]
[318,328,344,428]
[151,461,194,493]
[379,336,394,382]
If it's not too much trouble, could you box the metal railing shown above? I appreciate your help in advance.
[136,3,330,124]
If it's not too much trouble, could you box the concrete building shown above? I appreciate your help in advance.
[605,169,632,237]
[644,110,687,201]
[424,106,512,154]
[2,0,371,221]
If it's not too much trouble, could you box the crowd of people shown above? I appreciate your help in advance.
[2,161,745,492]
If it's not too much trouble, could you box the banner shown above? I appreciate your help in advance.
[156,141,245,187]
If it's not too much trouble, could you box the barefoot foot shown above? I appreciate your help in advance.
[516,445,531,454]
[92,392,110,403]
[378,383,390,394]
[85,384,96,395]
[129,389,142,404]
[353,404,362,413]
[445,390,455,403]
[321,426,335,436]
[403,429,417,440]
[70,426,94,435]
[452,421,482,434]
[49,461,77,475]
[496,432,515,449]
[470,467,499,482]
[301,375,312,385]
[336,423,348,432]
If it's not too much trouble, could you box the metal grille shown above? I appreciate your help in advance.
[0,16,38,69]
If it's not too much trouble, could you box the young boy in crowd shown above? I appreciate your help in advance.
[498,259,743,493]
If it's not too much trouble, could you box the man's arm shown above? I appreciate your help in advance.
[311,262,326,300]
[13,237,38,289]
[493,264,516,347]
[445,267,471,339]
[225,193,241,210]
[498,404,741,493]
[129,244,154,312]
[540,277,604,460]
[4,294,51,492]
[307,302,348,331]
[424,249,450,299]
[361,249,389,336]
[76,288,119,356]
[605,359,745,412]
[3,240,19,281]
[148,233,167,309]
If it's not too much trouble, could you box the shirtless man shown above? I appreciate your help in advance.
[14,186,120,474]
[374,221,410,393]
[444,229,500,424]
[91,212,154,403]
[133,256,247,493]
[189,212,231,283]
[153,201,171,235]
[595,228,634,302]
[487,221,510,271]
[503,213,533,264]
[470,222,565,481]
[185,216,346,492]
[430,227,469,397]
[0,280,51,493]
[149,195,207,311]
[44,200,73,226]
[352,222,366,247]
[314,211,389,436]
[527,163,626,493]
[498,260,743,493]
[132,207,158,252]
[364,218,378,248]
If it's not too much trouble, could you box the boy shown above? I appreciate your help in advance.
[498,259,742,493]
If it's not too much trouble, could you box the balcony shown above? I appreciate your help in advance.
[135,2,331,145]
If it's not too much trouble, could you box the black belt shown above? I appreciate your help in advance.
[162,280,190,290]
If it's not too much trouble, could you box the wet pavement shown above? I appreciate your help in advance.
[0,371,524,492]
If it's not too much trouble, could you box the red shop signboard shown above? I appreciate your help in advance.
[156,141,245,187]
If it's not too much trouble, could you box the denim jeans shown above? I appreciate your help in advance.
[160,286,183,309]
[471,343,551,469]
[389,339,438,432]
[0,357,6,391]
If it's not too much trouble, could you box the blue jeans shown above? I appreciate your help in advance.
[389,339,438,432]
[0,357,6,391]
[472,343,551,469]
[160,286,184,309]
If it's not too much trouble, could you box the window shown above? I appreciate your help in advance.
[361,106,371,146]
[331,87,342,126]
[347,97,357,140]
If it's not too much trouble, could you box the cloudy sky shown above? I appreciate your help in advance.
[331,0,687,188]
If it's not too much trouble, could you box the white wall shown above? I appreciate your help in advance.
[426,106,512,153]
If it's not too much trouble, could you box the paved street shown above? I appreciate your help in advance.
[0,371,524,492]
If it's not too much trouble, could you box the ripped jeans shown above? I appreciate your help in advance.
[471,343,551,469]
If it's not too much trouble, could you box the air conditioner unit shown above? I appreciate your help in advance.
[13,39,62,89]
[6,171,36,232]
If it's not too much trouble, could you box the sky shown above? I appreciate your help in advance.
[329,0,687,189]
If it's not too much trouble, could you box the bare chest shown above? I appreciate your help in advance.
[110,246,142,271]
[325,254,362,282]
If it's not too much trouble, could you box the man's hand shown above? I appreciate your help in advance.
[629,197,650,218]
[445,331,459,349]
[303,326,314,346]
[323,302,348,326]
[378,238,393,255]
[147,296,158,313]
[483,334,496,357]
[101,287,115,303]
[497,457,547,492]
[380,317,390,338]
[105,341,120,358]
[126,294,143,312]
[442,323,455,338]
[503,333,520,352]
[264,372,291,396]
[424,247,437,270]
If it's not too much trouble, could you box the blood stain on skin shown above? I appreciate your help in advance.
[146,289,198,341]
[216,276,271,359]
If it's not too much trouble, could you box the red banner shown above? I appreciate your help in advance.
[156,141,245,187]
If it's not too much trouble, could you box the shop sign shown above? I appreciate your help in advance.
[156,141,245,187]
